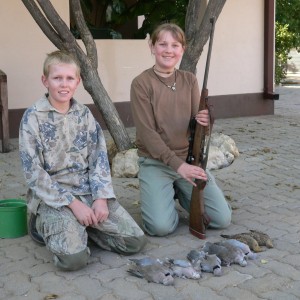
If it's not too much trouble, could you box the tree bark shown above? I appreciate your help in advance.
[21,0,133,151]
[180,0,227,74]
[21,0,227,151]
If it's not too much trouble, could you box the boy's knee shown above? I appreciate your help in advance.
[53,247,90,271]
[121,234,147,255]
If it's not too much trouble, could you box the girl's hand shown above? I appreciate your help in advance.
[195,109,209,126]
[177,162,207,186]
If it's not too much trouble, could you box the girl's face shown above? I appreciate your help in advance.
[151,30,184,71]
[42,63,80,112]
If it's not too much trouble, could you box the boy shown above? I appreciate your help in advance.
[19,50,146,271]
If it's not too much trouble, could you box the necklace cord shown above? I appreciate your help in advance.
[152,67,177,91]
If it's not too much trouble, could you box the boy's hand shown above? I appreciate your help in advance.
[68,199,98,226]
[92,199,109,224]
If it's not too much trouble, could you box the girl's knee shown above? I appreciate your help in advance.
[143,215,178,236]
[209,209,232,229]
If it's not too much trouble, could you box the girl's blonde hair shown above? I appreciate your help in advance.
[150,23,186,48]
[43,50,81,77]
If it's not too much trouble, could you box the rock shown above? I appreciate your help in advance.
[207,133,240,170]
[110,132,239,177]
[210,133,240,157]
[106,138,118,165]
[207,145,234,170]
[111,148,139,178]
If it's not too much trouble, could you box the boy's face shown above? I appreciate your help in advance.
[42,63,80,110]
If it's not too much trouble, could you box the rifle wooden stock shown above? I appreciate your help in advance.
[188,18,216,239]
[189,89,211,239]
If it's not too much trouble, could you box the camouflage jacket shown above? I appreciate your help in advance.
[19,95,115,213]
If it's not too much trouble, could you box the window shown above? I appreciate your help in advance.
[70,0,139,39]
[70,0,188,40]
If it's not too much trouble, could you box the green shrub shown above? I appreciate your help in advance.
[275,22,296,84]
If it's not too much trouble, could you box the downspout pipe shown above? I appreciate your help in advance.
[264,0,279,100]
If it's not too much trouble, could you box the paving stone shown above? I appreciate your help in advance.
[259,290,299,300]
[0,86,300,299]
[200,271,252,292]
[105,278,151,299]
[221,286,262,299]
[238,273,292,294]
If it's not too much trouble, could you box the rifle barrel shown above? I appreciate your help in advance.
[202,18,216,91]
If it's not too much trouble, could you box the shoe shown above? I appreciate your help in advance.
[28,213,45,245]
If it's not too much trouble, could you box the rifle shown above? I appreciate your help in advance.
[186,17,216,239]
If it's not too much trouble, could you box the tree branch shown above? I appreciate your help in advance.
[36,0,76,47]
[21,0,64,49]
[180,0,226,74]
[69,0,98,69]
[185,0,205,41]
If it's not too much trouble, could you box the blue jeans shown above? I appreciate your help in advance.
[138,157,232,236]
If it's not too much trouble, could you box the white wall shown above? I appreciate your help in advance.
[210,0,264,95]
[0,0,264,110]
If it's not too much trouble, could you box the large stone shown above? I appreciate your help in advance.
[106,138,118,165]
[109,132,239,177]
[111,148,139,178]
[210,132,240,158]
[207,133,239,170]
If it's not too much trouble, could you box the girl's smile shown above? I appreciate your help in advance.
[151,31,185,74]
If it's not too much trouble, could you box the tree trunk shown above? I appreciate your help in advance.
[180,0,227,74]
[79,60,133,150]
[21,0,227,151]
[21,0,132,151]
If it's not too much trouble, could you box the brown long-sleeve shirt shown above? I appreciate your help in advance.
[130,68,200,171]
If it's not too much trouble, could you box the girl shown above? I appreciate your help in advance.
[130,23,232,236]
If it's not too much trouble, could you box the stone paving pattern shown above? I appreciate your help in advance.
[0,86,300,300]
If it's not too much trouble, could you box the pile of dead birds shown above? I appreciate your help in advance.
[127,230,273,285]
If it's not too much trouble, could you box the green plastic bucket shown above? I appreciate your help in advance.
[0,199,28,238]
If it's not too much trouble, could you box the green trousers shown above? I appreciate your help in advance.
[36,198,146,271]
[138,157,232,236]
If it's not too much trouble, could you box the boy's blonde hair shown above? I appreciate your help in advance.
[43,50,81,77]
[150,23,186,48]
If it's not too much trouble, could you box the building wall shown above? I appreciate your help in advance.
[0,0,273,138]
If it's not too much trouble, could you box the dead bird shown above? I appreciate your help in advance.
[202,241,247,267]
[220,233,263,253]
[249,230,274,248]
[187,250,222,276]
[164,258,201,279]
[200,254,222,276]
[165,258,192,268]
[128,257,174,285]
[216,239,258,260]
[186,250,206,271]
[129,257,163,267]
